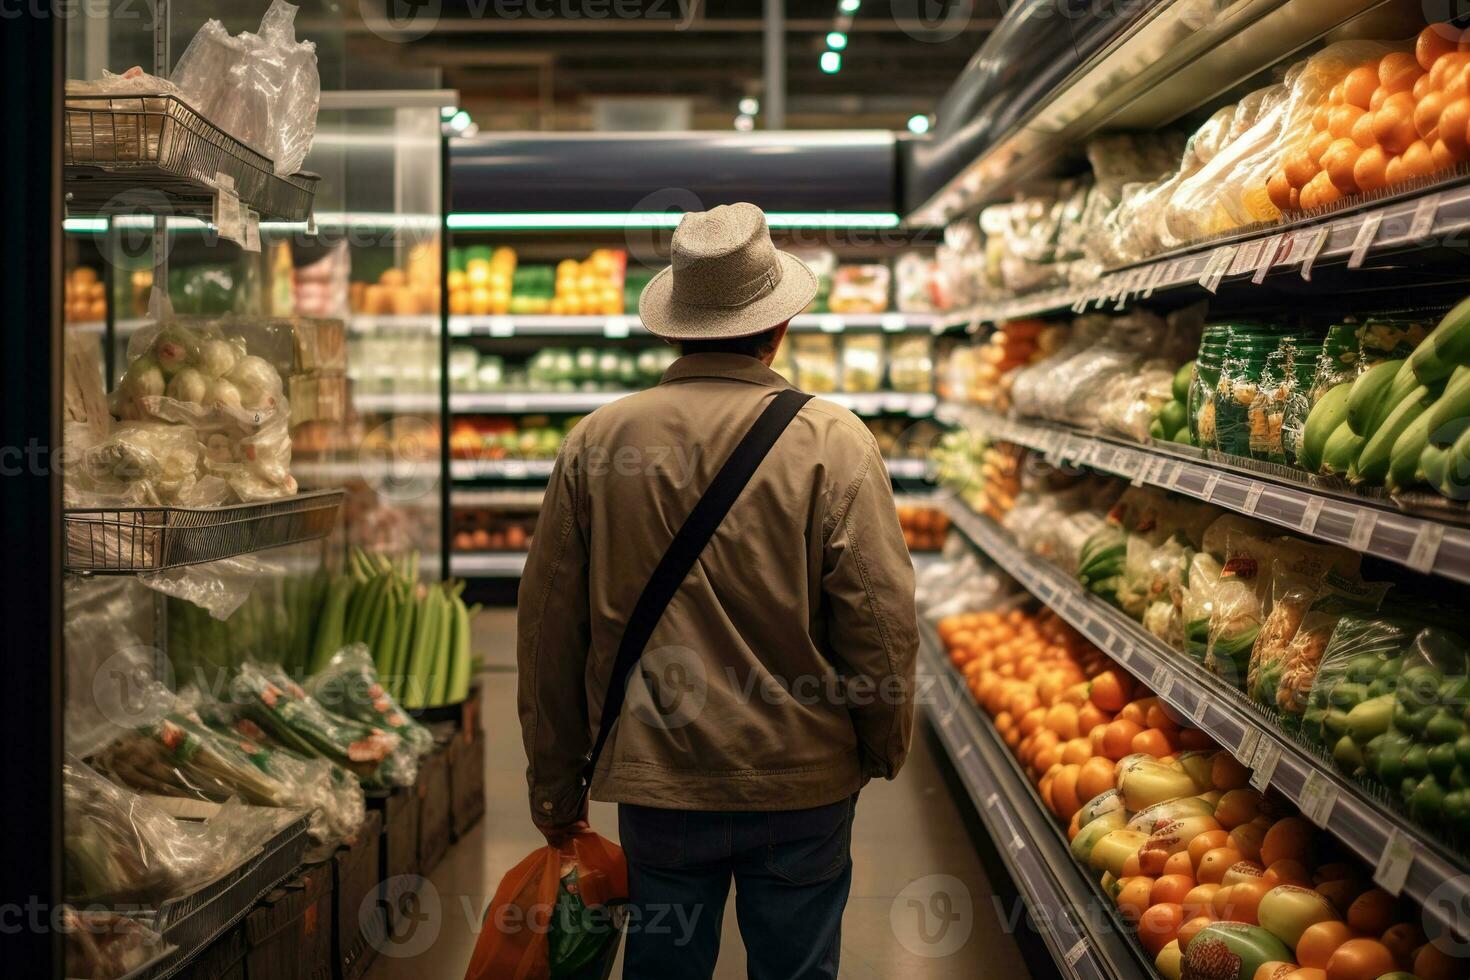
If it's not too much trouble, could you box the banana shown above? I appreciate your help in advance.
[1320,419,1368,476]
[1408,294,1470,385]
[1355,385,1434,485]
[1387,411,1433,490]
[1346,359,1405,437]
[1299,382,1353,473]
[1424,365,1470,448]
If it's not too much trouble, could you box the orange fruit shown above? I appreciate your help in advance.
[1417,71,1437,101]
[1419,23,1463,72]
[1322,137,1362,193]
[1197,847,1243,885]
[1177,915,1214,952]
[1414,941,1469,980]
[1138,903,1185,957]
[1090,671,1129,711]
[1352,145,1390,193]
[1212,753,1249,790]
[1077,756,1116,804]
[1438,97,1470,157]
[1218,879,1269,926]
[1132,728,1175,758]
[1402,138,1439,179]
[1163,851,1195,878]
[1101,719,1145,761]
[1284,146,1321,188]
[1430,50,1470,92]
[1068,809,1082,841]
[1188,830,1232,869]
[1051,764,1082,820]
[1350,108,1379,149]
[1372,91,1417,154]
[1385,153,1406,186]
[1089,723,1109,757]
[1264,859,1313,889]
[1122,851,1143,879]
[1213,789,1262,830]
[1381,51,1425,93]
[1417,89,1449,139]
[1077,702,1110,733]
[1268,170,1295,211]
[1151,874,1196,907]
[1045,703,1081,741]
[1324,938,1397,980]
[1229,821,1269,863]
[1329,104,1366,140]
[1120,698,1154,726]
[1308,129,1335,162]
[1115,876,1153,926]
[1060,737,1092,766]
[1380,922,1425,968]
[1297,920,1355,968]
[1182,883,1220,920]
[1018,705,1047,738]
[1344,888,1394,935]
[1434,139,1459,171]
[1344,65,1379,109]
[1260,818,1312,868]
[1285,970,1327,980]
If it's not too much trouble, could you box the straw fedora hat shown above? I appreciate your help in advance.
[639,203,818,340]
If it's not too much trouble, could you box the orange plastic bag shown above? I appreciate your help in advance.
[464,830,628,980]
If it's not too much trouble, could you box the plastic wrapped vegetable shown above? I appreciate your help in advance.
[62,909,169,980]
[230,662,416,787]
[307,644,435,757]
[1274,572,1391,727]
[64,756,277,907]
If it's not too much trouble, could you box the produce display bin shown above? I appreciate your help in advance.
[366,787,420,928]
[331,809,383,980]
[416,745,452,876]
[416,679,483,730]
[243,862,333,980]
[448,724,486,841]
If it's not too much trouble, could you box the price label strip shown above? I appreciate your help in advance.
[1407,522,1445,575]
[1252,234,1285,285]
[1249,740,1282,792]
[1151,664,1175,698]
[1234,727,1261,767]
[1347,212,1383,270]
[1299,771,1340,829]
[1202,246,1236,294]
[1202,472,1221,501]
[1348,509,1378,551]
[1299,497,1325,535]
[1374,829,1416,896]
[1193,697,1210,725]
[1065,940,1088,968]
[1299,226,1329,281]
[1243,483,1264,515]
[1409,194,1440,242]
[1230,239,1263,276]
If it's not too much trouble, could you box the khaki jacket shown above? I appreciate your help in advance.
[517,353,919,824]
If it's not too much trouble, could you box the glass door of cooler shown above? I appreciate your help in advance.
[289,91,451,574]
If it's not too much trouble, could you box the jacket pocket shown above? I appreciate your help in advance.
[763,798,853,885]
[618,804,687,869]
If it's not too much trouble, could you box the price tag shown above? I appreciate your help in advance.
[1151,664,1175,697]
[1200,246,1235,293]
[1071,295,1089,315]
[213,185,244,245]
[1348,212,1383,270]
[955,742,973,759]
[985,792,1000,810]
[1065,940,1088,967]
[1374,829,1415,896]
[1193,697,1210,725]
[1142,263,1164,299]
[1165,461,1184,490]
[603,316,632,338]
[1129,455,1150,486]
[880,314,906,333]
[1409,194,1439,241]
[1203,472,1221,501]
[1299,226,1328,281]
[819,315,844,334]
[1300,771,1340,828]
[1243,483,1264,515]
[489,316,515,337]
[1407,522,1446,574]
[1299,497,1325,535]
[1235,727,1261,766]
[1252,234,1284,284]
[1249,740,1281,791]
[241,210,261,253]
[1230,239,1263,276]
[1348,510,1378,551]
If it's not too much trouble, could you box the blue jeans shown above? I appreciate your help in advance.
[617,795,856,980]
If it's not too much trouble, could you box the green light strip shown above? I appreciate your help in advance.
[447,211,901,230]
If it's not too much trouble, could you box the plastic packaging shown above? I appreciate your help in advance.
[63,755,276,906]
[69,421,205,507]
[464,831,628,980]
[307,645,435,757]
[230,662,416,787]
[829,265,891,314]
[1273,571,1391,725]
[840,335,885,393]
[887,335,934,393]
[62,908,169,980]
[169,1,320,174]
[791,335,838,393]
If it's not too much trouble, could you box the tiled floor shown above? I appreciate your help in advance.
[366,610,1040,980]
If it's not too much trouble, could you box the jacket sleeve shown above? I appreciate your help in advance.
[821,445,919,780]
[517,440,593,825]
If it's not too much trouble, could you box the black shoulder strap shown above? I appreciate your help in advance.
[579,387,812,792]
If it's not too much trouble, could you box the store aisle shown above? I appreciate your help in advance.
[367,609,1040,980]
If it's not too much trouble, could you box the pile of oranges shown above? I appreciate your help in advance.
[1270,24,1470,212]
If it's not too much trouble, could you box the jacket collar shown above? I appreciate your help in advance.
[659,352,793,389]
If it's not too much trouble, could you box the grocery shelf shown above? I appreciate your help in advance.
[450,458,557,481]
[942,499,1470,940]
[348,314,439,333]
[884,458,933,481]
[353,391,439,414]
[919,631,1152,980]
[447,312,949,338]
[940,179,1470,326]
[451,488,545,508]
[63,490,344,575]
[939,403,1470,586]
[449,551,528,577]
[449,389,938,418]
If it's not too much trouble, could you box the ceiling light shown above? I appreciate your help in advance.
[734,114,755,131]
[826,31,847,50]
[820,51,842,74]
[907,114,931,134]
[738,97,760,116]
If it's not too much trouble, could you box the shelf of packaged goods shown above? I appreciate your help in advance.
[63,490,344,575]
[292,458,443,493]
[942,498,1470,940]
[348,314,440,333]
[942,180,1470,326]
[909,0,1398,226]
[939,403,1470,586]
[447,313,950,338]
[449,551,528,577]
[450,458,557,481]
[919,631,1153,980]
[451,488,546,509]
[450,390,938,418]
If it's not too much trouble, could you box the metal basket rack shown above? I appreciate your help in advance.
[63,94,318,222]
[64,490,344,575]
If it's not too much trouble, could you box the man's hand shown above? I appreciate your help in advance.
[532,794,590,845]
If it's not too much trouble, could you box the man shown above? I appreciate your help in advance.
[517,203,918,980]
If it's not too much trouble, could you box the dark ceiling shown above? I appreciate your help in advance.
[344,0,1002,130]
